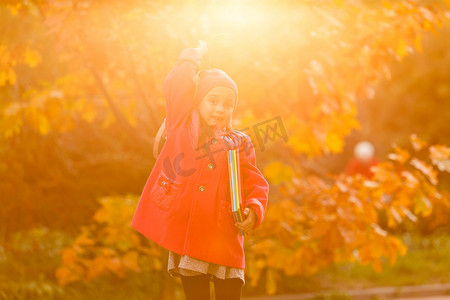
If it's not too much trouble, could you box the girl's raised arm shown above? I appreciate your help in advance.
[162,41,208,130]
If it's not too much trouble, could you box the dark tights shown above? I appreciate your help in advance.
[181,274,243,300]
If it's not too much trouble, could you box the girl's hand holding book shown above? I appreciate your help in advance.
[235,207,256,235]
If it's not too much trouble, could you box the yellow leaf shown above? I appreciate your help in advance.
[76,98,97,122]
[0,71,7,86]
[7,4,21,16]
[372,259,382,273]
[263,161,294,185]
[75,233,95,246]
[26,109,50,135]
[410,158,437,185]
[410,134,427,151]
[385,236,407,264]
[108,257,124,277]
[45,98,62,120]
[61,248,78,266]
[338,225,355,243]
[310,221,331,239]
[8,68,16,85]
[56,266,80,286]
[0,68,16,86]
[122,251,141,272]
[94,206,107,223]
[429,145,450,172]
[423,20,432,31]
[283,249,302,276]
[401,171,419,188]
[387,146,410,163]
[390,207,402,224]
[4,103,22,116]
[382,1,392,10]
[2,115,23,138]
[326,132,344,153]
[99,248,115,257]
[87,256,107,279]
[390,236,407,256]
[24,48,42,68]
[152,257,163,271]
[414,195,432,217]
[399,206,417,223]
[396,39,408,59]
[37,113,51,135]
[414,35,422,53]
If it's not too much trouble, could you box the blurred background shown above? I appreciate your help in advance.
[1,0,449,299]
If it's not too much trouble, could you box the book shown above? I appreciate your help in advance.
[227,149,246,236]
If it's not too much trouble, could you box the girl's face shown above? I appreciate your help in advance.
[198,86,235,128]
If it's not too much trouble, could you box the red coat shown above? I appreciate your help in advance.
[131,48,269,269]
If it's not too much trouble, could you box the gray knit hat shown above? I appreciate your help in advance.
[194,69,238,110]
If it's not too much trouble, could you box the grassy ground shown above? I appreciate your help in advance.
[1,229,449,299]
[0,227,183,300]
[277,233,450,295]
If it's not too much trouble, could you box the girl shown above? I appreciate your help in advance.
[131,41,269,300]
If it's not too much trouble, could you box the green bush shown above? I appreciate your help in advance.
[0,227,69,300]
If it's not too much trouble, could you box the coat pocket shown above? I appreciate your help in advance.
[217,199,239,236]
[150,171,180,211]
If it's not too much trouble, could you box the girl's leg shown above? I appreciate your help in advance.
[213,277,243,300]
[180,274,210,300]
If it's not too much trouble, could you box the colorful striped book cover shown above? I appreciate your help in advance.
[227,149,246,236]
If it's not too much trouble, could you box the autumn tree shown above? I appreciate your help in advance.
[1,0,450,297]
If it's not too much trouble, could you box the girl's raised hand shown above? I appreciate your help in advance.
[197,40,208,56]
[235,207,256,235]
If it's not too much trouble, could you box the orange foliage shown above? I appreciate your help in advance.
[254,135,449,294]
[55,138,450,293]
[2,0,450,296]
[55,196,164,286]
[1,0,448,152]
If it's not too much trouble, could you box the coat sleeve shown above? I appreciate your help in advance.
[162,48,203,130]
[239,134,269,229]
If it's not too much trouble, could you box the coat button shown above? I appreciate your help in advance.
[199,186,205,192]
[211,138,218,145]
[208,163,215,169]
[160,180,166,186]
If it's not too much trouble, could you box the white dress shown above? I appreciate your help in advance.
[167,251,245,284]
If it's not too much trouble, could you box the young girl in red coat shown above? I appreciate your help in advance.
[131,41,269,300]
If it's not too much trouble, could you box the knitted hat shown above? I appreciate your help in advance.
[194,69,238,110]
